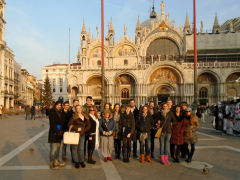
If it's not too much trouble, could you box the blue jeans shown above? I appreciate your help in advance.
[140,133,151,155]
[160,133,171,155]
[50,143,61,161]
[71,135,85,163]
[25,114,31,120]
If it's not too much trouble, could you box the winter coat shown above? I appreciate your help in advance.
[48,108,66,143]
[86,115,97,136]
[62,109,74,132]
[183,114,200,144]
[170,114,185,145]
[159,111,177,134]
[30,106,36,115]
[131,107,139,140]
[136,114,153,133]
[119,112,135,138]
[99,118,116,136]
[68,113,91,136]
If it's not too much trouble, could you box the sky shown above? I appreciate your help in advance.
[4,0,240,80]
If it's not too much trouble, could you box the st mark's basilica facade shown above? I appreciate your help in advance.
[43,1,240,107]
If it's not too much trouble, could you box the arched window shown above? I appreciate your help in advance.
[199,87,208,98]
[121,88,129,99]
[97,60,101,66]
[124,59,128,66]
[82,35,85,41]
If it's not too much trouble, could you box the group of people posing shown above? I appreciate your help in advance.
[48,97,200,170]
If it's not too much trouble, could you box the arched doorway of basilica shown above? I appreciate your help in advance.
[149,67,181,105]
[198,72,218,105]
[226,72,240,100]
[115,74,136,105]
[86,76,107,107]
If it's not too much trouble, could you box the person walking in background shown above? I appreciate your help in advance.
[0,105,3,119]
[183,107,200,163]
[129,99,139,159]
[137,105,153,163]
[48,101,65,170]
[159,103,176,165]
[25,105,31,120]
[30,105,36,120]
[113,103,122,159]
[99,111,116,162]
[119,106,135,162]
[170,105,185,163]
[68,105,91,169]
[86,106,99,164]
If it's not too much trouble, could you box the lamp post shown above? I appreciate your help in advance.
[193,0,198,110]
[101,0,105,109]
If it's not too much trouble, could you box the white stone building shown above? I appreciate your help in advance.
[44,1,240,107]
[42,64,69,102]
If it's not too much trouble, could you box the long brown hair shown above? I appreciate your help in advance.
[139,105,151,116]
[88,106,98,119]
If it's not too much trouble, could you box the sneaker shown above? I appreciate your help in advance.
[104,157,108,162]
[107,157,112,161]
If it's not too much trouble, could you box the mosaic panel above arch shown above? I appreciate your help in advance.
[114,45,137,57]
[150,68,180,84]
[89,47,109,58]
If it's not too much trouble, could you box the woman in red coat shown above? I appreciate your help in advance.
[170,105,185,162]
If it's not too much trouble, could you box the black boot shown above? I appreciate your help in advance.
[87,151,96,164]
[174,146,180,163]
[80,162,86,168]
[75,162,80,168]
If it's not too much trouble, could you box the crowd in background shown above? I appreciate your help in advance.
[47,96,201,170]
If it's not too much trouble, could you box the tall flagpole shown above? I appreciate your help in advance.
[69,28,71,64]
[101,0,105,108]
[193,0,198,110]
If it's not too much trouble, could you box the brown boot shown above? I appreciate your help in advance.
[54,160,65,167]
[50,161,59,170]
[146,155,152,163]
[140,154,144,163]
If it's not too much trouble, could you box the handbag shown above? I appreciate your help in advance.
[155,116,167,138]
[63,131,80,145]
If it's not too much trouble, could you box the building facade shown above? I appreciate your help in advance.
[43,1,240,107]
[42,64,69,102]
[0,1,38,109]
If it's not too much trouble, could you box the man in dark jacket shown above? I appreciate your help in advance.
[30,105,36,120]
[129,99,139,158]
[61,101,74,161]
[48,101,65,170]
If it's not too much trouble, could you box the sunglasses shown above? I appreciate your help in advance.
[90,109,94,111]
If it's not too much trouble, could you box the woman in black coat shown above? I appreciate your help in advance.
[48,101,65,170]
[86,106,99,164]
[119,106,135,162]
[137,105,153,163]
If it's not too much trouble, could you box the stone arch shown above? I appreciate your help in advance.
[145,62,184,84]
[225,71,240,100]
[198,70,221,83]
[198,72,219,105]
[86,75,108,98]
[141,31,184,57]
[114,72,137,104]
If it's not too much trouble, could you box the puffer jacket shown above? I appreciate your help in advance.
[136,114,153,133]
